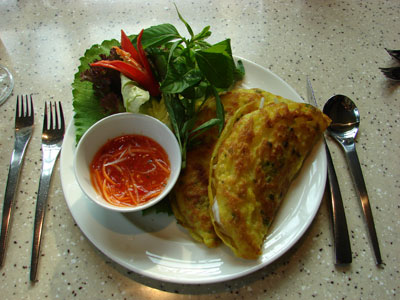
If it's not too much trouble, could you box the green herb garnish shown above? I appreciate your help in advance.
[73,6,244,168]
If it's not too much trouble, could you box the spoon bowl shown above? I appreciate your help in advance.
[323,95,360,142]
[323,95,382,265]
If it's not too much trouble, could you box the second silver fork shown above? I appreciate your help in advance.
[30,101,65,282]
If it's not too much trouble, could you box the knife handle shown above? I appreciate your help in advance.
[325,142,352,265]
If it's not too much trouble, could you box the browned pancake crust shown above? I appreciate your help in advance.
[209,101,331,258]
[171,88,274,247]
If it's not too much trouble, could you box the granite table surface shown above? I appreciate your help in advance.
[0,0,399,299]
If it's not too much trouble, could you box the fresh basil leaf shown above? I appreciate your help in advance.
[174,4,194,39]
[193,26,211,42]
[180,80,208,99]
[161,65,202,93]
[190,118,220,135]
[180,97,196,117]
[146,47,169,81]
[170,95,186,129]
[208,38,233,55]
[211,85,225,133]
[194,40,212,50]
[195,39,235,88]
[164,93,189,168]
[234,59,246,80]
[168,40,183,64]
[134,23,180,48]
[164,94,182,146]
[181,116,197,139]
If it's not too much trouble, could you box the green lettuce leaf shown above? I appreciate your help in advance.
[121,74,150,113]
[72,39,120,143]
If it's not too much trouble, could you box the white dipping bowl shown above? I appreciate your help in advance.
[73,112,181,213]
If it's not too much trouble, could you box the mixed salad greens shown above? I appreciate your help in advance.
[72,8,245,167]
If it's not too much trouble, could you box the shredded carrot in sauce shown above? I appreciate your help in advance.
[90,134,171,207]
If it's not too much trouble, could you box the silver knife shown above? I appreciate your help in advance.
[307,78,352,265]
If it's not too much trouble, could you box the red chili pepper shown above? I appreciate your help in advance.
[120,29,141,62]
[90,29,160,97]
[90,60,159,96]
[136,30,153,77]
[136,29,160,96]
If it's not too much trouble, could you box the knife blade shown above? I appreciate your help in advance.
[307,78,352,265]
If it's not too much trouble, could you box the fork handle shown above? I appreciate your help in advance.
[30,159,57,282]
[0,139,31,267]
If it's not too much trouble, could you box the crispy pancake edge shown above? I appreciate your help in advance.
[209,101,331,259]
[171,88,281,247]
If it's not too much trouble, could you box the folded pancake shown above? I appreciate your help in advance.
[171,88,286,247]
[209,100,331,259]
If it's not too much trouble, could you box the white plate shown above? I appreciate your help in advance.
[60,57,327,284]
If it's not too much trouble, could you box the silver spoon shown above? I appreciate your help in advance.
[323,95,382,265]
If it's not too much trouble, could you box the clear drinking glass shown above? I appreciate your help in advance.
[0,64,14,105]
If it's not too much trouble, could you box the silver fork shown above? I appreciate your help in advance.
[0,95,34,267]
[30,101,64,282]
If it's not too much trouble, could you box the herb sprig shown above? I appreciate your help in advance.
[138,8,244,167]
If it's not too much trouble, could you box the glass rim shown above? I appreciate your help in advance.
[0,64,14,105]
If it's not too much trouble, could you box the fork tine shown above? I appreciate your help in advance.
[54,102,59,130]
[50,102,54,129]
[48,101,53,129]
[24,95,29,117]
[29,95,34,119]
[58,102,65,131]
[24,95,28,117]
[43,102,48,131]
[25,95,30,117]
[21,95,25,117]
[22,95,27,117]
[15,95,20,119]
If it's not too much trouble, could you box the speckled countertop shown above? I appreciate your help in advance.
[0,0,399,299]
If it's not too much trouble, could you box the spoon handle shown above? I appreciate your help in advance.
[343,143,382,265]
[325,143,352,265]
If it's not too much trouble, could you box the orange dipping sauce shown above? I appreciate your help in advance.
[90,134,171,207]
